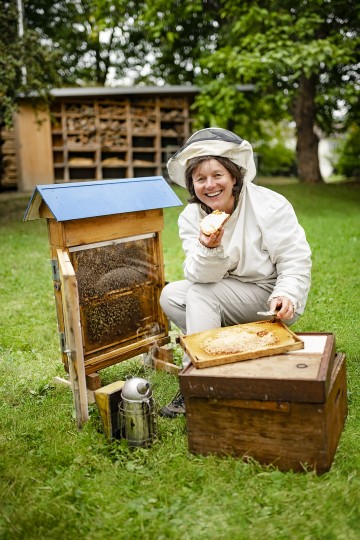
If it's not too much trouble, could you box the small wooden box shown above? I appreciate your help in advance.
[94,380,125,440]
[179,333,347,473]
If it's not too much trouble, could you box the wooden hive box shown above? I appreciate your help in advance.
[24,177,182,427]
[179,333,348,473]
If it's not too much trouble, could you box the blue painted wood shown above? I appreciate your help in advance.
[24,177,183,221]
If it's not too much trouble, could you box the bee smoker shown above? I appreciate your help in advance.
[119,377,157,447]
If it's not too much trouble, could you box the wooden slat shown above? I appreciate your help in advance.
[38,200,55,219]
[180,371,328,404]
[323,353,348,470]
[15,102,54,190]
[62,210,164,247]
[47,221,68,367]
[57,248,89,428]
[84,335,170,373]
[153,229,169,333]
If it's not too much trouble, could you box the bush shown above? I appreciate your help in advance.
[333,125,360,179]
[256,140,297,177]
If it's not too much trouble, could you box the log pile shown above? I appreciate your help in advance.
[1,128,17,188]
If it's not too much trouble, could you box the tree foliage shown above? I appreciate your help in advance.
[136,0,360,183]
[25,0,148,86]
[0,0,148,126]
[0,0,60,126]
[134,0,222,85]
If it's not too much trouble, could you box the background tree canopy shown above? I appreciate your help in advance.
[1,0,359,183]
[25,0,148,86]
[0,0,60,126]
[136,0,360,183]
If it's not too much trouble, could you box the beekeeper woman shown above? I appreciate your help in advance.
[159,128,312,418]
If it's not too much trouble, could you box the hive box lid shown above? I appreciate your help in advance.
[179,333,336,404]
[23,177,183,222]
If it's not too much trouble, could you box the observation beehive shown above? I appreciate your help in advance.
[24,177,182,427]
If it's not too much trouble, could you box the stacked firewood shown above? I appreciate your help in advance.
[98,102,126,117]
[131,116,157,134]
[1,128,17,188]
[65,103,94,115]
[160,97,185,109]
[99,119,127,133]
[67,133,97,146]
[66,117,96,132]
[100,130,128,148]
[161,109,184,121]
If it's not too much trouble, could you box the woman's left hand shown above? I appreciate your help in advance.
[270,297,295,320]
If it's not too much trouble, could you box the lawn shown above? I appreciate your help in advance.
[0,181,359,540]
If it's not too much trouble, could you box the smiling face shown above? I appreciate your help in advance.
[192,158,236,215]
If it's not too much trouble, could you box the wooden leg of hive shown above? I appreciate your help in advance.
[85,373,101,405]
[57,248,89,428]
[67,350,89,428]
[151,346,181,374]
[86,372,102,391]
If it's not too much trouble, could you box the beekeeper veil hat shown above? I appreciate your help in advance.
[167,128,257,188]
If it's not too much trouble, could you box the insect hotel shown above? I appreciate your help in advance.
[24,177,182,428]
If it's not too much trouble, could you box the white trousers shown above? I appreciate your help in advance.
[160,278,298,336]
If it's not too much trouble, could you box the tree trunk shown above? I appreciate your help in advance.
[294,74,323,183]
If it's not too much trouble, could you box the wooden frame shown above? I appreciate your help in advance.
[57,249,89,428]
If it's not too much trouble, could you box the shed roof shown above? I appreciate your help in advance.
[50,85,200,98]
[19,84,254,100]
[24,177,183,222]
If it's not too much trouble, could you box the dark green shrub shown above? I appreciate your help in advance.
[256,140,297,177]
[333,125,360,179]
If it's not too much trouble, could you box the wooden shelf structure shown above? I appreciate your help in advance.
[1,85,254,191]
[50,95,192,183]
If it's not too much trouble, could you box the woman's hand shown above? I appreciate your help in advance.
[270,296,295,320]
[199,227,224,248]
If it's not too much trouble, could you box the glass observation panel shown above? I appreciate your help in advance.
[70,233,164,355]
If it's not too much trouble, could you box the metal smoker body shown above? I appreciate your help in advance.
[119,377,157,447]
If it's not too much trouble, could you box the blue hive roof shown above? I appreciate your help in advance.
[24,177,183,222]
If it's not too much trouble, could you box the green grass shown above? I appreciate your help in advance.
[0,182,360,540]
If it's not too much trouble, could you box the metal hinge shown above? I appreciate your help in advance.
[51,259,60,281]
[59,332,66,353]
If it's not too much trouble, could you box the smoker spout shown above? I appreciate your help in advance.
[137,381,150,395]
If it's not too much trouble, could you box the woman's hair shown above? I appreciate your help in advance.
[185,155,245,213]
